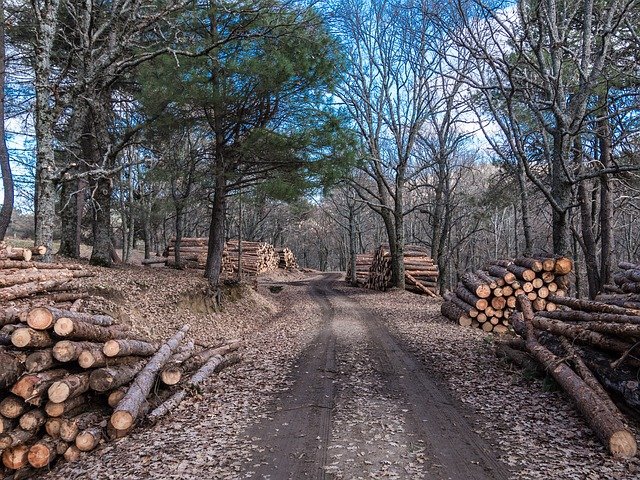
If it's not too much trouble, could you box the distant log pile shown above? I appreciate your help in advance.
[600,262,640,303]
[441,256,572,333]
[276,248,298,270]
[0,255,241,475]
[346,245,438,296]
[224,240,279,276]
[160,238,296,276]
[346,253,375,286]
[498,294,640,458]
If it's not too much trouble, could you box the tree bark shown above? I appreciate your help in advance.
[0,1,13,241]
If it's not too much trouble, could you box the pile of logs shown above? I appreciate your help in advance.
[160,238,290,277]
[0,256,241,476]
[346,253,374,287]
[497,294,640,458]
[224,240,279,276]
[599,262,640,302]
[276,248,298,270]
[441,256,572,333]
[365,245,438,297]
[345,246,438,296]
[0,242,47,263]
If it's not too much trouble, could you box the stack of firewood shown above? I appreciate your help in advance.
[496,294,640,459]
[346,253,374,286]
[0,257,240,475]
[441,256,572,333]
[276,248,298,270]
[365,245,438,296]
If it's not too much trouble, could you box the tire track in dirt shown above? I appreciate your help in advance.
[247,276,337,479]
[246,273,511,479]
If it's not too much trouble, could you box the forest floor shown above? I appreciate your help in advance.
[35,266,640,480]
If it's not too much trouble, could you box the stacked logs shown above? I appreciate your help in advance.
[441,256,573,333]
[0,260,241,475]
[496,294,640,459]
[162,238,287,276]
[0,242,47,263]
[599,262,640,303]
[224,240,279,276]
[276,248,298,270]
[345,253,374,286]
[365,245,438,296]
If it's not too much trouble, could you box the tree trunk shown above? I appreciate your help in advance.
[598,110,613,290]
[89,176,114,267]
[205,172,227,289]
[0,2,13,241]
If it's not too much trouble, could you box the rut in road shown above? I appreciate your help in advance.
[246,273,510,479]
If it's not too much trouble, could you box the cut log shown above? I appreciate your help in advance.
[530,317,632,354]
[11,328,53,349]
[0,279,72,302]
[538,309,640,325]
[103,339,157,358]
[440,301,465,323]
[27,306,115,330]
[25,349,56,373]
[107,388,127,408]
[45,394,88,418]
[45,417,62,438]
[18,409,45,431]
[64,445,82,462]
[54,318,134,341]
[460,272,491,299]
[48,373,91,403]
[0,429,34,450]
[89,359,147,392]
[0,260,84,271]
[27,436,68,468]
[512,296,636,459]
[0,396,26,419]
[454,285,488,310]
[554,257,573,275]
[11,369,68,404]
[514,257,543,272]
[0,351,25,389]
[0,416,15,434]
[551,295,640,316]
[506,264,536,281]
[159,340,196,385]
[2,445,29,470]
[60,411,104,442]
[53,340,103,363]
[111,325,190,431]
[75,426,102,452]
[148,353,240,423]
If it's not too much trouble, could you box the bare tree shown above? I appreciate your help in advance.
[0,0,12,240]
[333,0,437,289]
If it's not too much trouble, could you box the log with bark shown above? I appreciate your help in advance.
[511,295,636,459]
[110,325,190,432]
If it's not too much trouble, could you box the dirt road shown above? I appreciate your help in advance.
[247,273,510,479]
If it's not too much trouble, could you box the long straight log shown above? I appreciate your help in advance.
[454,285,488,310]
[110,325,190,431]
[0,260,84,270]
[45,394,88,418]
[538,309,640,325]
[512,296,636,458]
[0,279,72,302]
[103,339,157,358]
[531,316,632,354]
[54,318,134,342]
[27,307,114,330]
